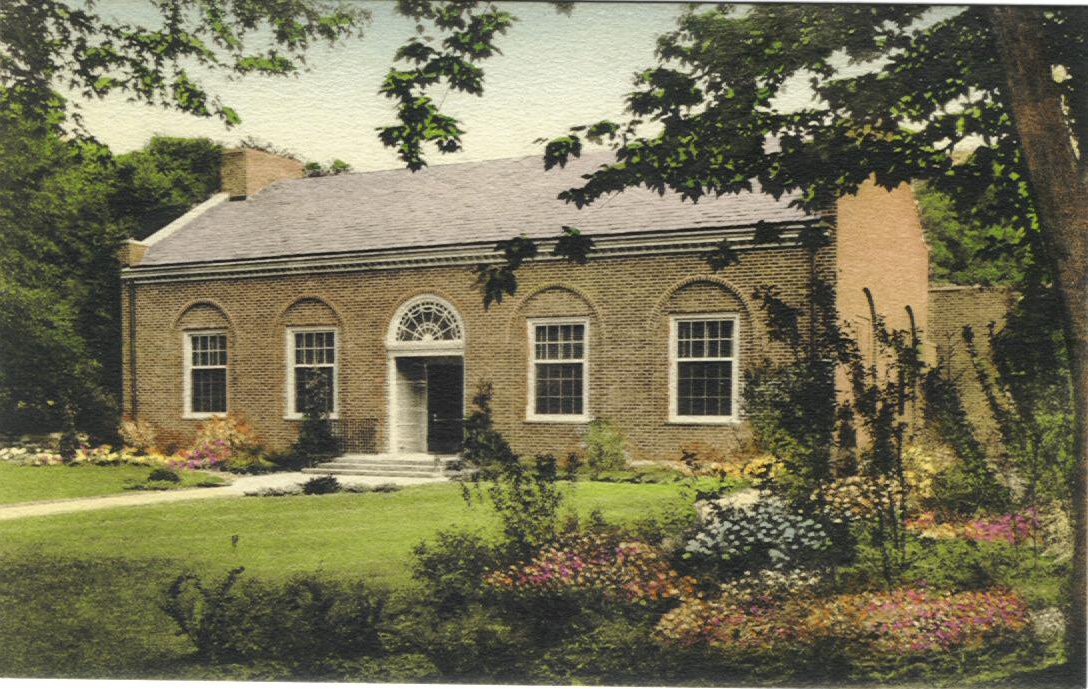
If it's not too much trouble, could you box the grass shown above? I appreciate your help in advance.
[0,463,225,505]
[0,480,686,679]
[0,481,1074,685]
[0,481,684,585]
[0,556,193,679]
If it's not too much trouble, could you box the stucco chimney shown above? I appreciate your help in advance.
[220,148,304,200]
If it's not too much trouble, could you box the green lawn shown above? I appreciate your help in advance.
[0,463,224,505]
[0,480,687,679]
[0,481,684,585]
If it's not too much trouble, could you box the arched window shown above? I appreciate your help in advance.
[388,296,465,353]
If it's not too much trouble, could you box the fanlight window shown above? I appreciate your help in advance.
[395,299,463,344]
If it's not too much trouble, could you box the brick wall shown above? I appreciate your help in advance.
[123,246,833,461]
[835,180,930,357]
[833,180,931,426]
[220,148,304,199]
[926,285,1016,443]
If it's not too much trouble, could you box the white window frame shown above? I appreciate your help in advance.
[668,313,741,424]
[526,317,590,423]
[183,329,228,419]
[285,327,340,420]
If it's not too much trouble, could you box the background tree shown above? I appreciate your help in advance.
[915,183,1027,286]
[0,0,366,437]
[112,136,223,240]
[0,96,122,436]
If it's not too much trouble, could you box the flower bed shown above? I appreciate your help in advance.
[907,511,1039,544]
[170,439,231,470]
[74,445,174,467]
[484,532,695,603]
[0,445,63,466]
[656,586,1032,666]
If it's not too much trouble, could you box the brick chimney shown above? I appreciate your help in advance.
[220,147,304,199]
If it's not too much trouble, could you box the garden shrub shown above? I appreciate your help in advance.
[582,419,626,477]
[899,538,1023,592]
[147,467,181,483]
[1039,500,1074,563]
[245,485,303,497]
[192,414,260,453]
[526,616,669,684]
[460,382,517,477]
[461,383,567,557]
[670,440,747,480]
[302,475,340,495]
[58,407,80,462]
[921,368,1011,517]
[684,494,832,576]
[119,417,158,453]
[962,511,1039,544]
[292,375,339,464]
[161,568,386,672]
[219,451,277,474]
[389,603,529,681]
[176,414,268,471]
[816,474,906,525]
[264,448,308,471]
[412,529,503,614]
[810,588,1031,668]
[930,462,1012,519]
[717,567,827,603]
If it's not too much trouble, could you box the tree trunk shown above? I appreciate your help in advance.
[989,7,1088,680]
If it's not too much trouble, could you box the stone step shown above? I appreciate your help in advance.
[313,464,457,476]
[302,466,451,478]
[323,459,457,470]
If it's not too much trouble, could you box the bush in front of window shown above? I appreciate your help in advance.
[292,374,339,465]
[193,414,260,455]
[582,419,627,478]
[119,417,158,454]
[179,413,273,472]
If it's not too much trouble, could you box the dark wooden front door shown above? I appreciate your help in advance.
[426,362,463,454]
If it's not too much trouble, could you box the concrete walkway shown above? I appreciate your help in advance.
[0,472,444,521]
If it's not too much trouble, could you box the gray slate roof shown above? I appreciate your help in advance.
[140,152,817,267]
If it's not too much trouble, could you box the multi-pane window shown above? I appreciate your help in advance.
[186,332,227,415]
[672,316,738,421]
[290,330,337,417]
[530,321,587,418]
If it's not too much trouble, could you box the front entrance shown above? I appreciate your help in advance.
[393,356,464,454]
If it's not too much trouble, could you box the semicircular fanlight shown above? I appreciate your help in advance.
[395,300,463,343]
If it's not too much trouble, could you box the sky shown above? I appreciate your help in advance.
[74,1,694,171]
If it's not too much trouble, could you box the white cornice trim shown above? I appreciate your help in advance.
[142,193,230,246]
[122,221,823,284]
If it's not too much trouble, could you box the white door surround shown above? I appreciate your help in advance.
[385,295,466,454]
